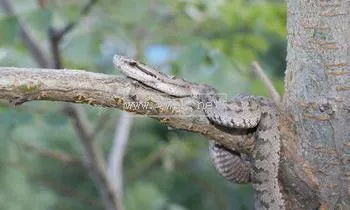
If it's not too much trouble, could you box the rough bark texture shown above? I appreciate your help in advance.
[284,0,350,209]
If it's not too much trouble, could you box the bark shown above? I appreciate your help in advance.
[0,67,247,152]
[283,0,350,209]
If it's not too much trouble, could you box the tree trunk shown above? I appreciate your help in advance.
[283,0,350,209]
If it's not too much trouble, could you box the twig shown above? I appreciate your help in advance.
[107,112,133,204]
[251,61,281,104]
[63,104,122,210]
[21,142,82,165]
[0,0,51,68]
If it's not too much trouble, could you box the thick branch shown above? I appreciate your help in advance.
[0,67,246,152]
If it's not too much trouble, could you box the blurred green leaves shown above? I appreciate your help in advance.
[0,16,18,45]
[43,111,68,126]
[25,8,52,32]
[125,182,169,210]
[0,108,33,126]
[209,0,286,67]
[0,168,57,210]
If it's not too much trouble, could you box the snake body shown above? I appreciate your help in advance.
[205,94,284,210]
[113,55,285,210]
[209,141,251,183]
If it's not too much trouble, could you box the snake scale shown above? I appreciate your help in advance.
[113,55,285,210]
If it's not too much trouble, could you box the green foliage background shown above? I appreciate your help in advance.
[0,0,286,209]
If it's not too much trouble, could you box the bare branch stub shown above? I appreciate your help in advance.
[251,61,281,104]
[21,142,82,165]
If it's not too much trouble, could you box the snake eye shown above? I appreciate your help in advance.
[128,61,137,66]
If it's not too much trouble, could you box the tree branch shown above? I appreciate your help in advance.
[21,142,82,165]
[0,66,247,152]
[0,0,51,68]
